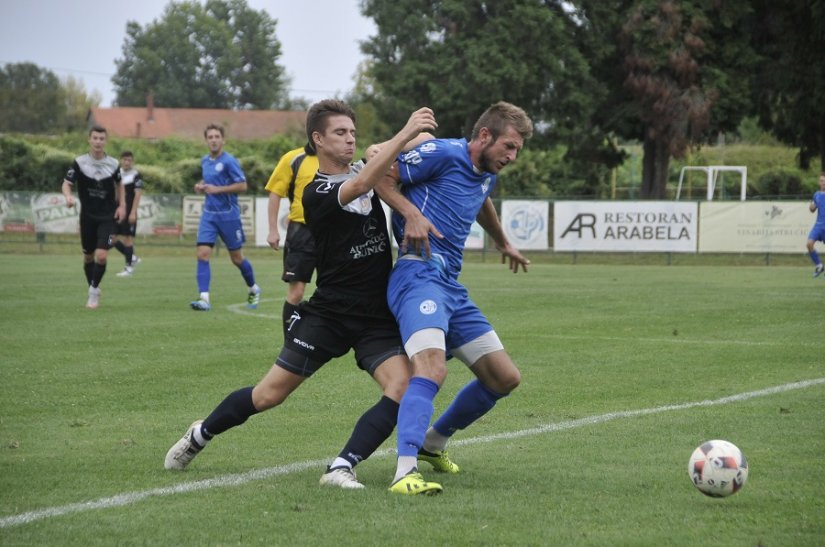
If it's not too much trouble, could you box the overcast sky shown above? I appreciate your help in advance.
[0,0,376,107]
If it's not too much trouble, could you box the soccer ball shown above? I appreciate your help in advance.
[688,440,748,497]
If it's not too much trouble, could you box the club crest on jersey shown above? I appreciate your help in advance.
[362,216,379,238]
[482,177,491,194]
[419,142,437,153]
[215,163,224,172]
[419,299,437,315]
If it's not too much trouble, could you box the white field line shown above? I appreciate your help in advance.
[2,377,823,529]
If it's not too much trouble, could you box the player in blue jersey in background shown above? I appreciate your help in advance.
[190,124,261,311]
[377,102,534,495]
[806,172,825,277]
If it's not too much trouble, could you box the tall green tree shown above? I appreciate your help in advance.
[360,0,596,142]
[750,0,825,170]
[113,0,288,109]
[63,76,102,132]
[0,63,65,133]
[574,0,757,198]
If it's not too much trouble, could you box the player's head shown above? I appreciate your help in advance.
[306,99,356,164]
[120,150,134,169]
[204,123,225,156]
[87,125,108,155]
[819,172,825,190]
[469,102,533,174]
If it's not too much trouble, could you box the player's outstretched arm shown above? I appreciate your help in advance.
[376,173,443,258]
[340,108,437,205]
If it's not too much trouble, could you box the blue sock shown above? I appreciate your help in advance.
[432,379,506,437]
[196,259,211,293]
[237,258,255,287]
[809,250,821,266]
[397,377,439,457]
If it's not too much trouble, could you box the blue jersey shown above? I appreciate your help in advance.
[813,192,825,227]
[201,151,245,214]
[392,138,497,277]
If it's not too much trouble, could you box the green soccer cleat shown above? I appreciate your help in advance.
[418,448,460,474]
[247,288,261,309]
[388,471,443,496]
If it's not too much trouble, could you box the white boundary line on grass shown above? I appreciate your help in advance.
[2,377,823,529]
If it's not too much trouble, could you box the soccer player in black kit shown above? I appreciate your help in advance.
[62,125,125,309]
[165,101,438,489]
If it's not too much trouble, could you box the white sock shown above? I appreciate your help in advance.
[422,427,449,453]
[199,292,210,303]
[192,424,209,447]
[249,284,260,294]
[393,456,418,482]
[330,457,352,470]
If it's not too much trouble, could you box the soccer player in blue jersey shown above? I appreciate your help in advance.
[190,124,261,311]
[165,102,438,489]
[377,102,534,495]
[806,172,825,277]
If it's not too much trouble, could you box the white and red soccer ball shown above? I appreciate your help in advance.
[688,440,749,497]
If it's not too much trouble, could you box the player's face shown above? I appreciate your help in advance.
[205,129,224,156]
[819,175,825,191]
[477,125,524,174]
[120,156,133,170]
[88,131,107,156]
[315,115,356,166]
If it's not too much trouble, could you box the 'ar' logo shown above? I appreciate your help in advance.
[561,213,596,238]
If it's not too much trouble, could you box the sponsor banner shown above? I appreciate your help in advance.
[554,201,698,252]
[182,195,254,235]
[699,201,810,253]
[31,193,78,233]
[0,191,42,232]
[253,196,289,247]
[138,194,183,236]
[465,220,484,250]
[501,200,549,250]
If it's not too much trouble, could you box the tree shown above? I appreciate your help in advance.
[750,0,825,170]
[573,0,757,198]
[62,76,102,133]
[360,0,596,142]
[0,63,64,133]
[113,0,288,109]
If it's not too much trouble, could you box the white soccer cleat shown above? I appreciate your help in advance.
[814,264,824,278]
[86,286,101,309]
[319,466,365,489]
[130,255,141,268]
[116,267,134,277]
[164,420,205,470]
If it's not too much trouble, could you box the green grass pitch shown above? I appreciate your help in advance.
[0,252,823,545]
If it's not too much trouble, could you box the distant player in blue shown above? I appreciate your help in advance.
[190,124,261,311]
[378,102,534,495]
[806,172,825,278]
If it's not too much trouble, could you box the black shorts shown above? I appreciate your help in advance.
[115,219,137,237]
[282,222,316,283]
[79,215,115,254]
[277,292,404,378]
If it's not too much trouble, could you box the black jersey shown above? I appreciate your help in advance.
[120,168,144,214]
[65,154,121,220]
[303,161,393,316]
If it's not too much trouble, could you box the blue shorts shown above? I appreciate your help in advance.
[809,224,825,243]
[387,258,492,350]
[197,209,245,250]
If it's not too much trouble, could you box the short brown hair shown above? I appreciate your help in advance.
[89,125,107,136]
[305,100,356,152]
[204,123,225,138]
[470,101,533,141]
[120,150,133,159]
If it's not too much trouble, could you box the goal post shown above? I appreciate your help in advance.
[676,166,748,201]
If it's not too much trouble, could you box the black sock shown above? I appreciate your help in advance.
[282,301,299,339]
[202,386,259,438]
[91,262,106,288]
[84,262,94,285]
[124,245,134,266]
[336,396,399,468]
[114,240,127,255]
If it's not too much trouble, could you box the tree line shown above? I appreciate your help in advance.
[1,0,822,199]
